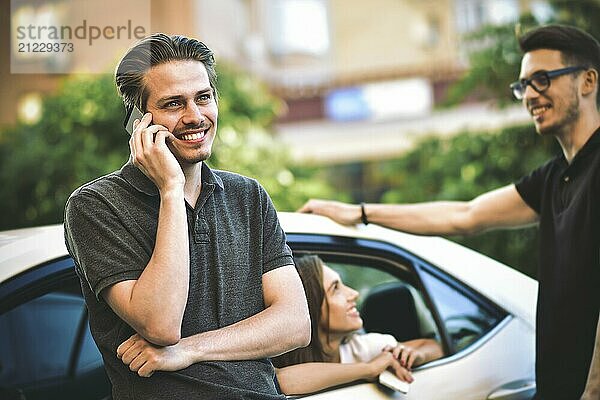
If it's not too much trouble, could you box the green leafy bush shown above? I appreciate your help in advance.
[0,64,335,230]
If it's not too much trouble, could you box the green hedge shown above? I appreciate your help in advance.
[0,65,335,230]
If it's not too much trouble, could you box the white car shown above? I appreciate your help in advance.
[0,213,537,400]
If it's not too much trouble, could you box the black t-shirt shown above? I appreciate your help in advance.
[515,127,600,399]
[65,161,293,400]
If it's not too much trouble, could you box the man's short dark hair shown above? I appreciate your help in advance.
[519,24,600,106]
[115,33,217,111]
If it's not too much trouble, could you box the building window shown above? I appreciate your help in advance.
[454,0,519,33]
[267,0,330,58]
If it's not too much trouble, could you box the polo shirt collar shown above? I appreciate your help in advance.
[120,160,158,196]
[573,126,600,162]
[120,159,224,197]
[201,162,224,191]
[557,125,600,169]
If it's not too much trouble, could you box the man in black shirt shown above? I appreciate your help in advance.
[299,24,600,399]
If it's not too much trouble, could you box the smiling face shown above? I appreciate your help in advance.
[144,60,218,166]
[320,265,363,336]
[519,49,581,136]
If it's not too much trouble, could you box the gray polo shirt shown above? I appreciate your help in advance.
[64,161,293,400]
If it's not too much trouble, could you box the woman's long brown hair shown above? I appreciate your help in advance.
[272,255,331,367]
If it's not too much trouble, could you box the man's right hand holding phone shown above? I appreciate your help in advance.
[104,111,190,349]
[130,113,185,194]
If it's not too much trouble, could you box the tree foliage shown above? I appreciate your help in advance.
[0,64,335,230]
[548,0,600,40]
[445,1,600,106]
[443,16,536,107]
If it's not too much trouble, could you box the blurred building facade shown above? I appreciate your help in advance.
[194,0,546,163]
[3,0,549,162]
[197,0,545,120]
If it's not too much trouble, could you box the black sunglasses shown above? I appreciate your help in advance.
[510,66,587,100]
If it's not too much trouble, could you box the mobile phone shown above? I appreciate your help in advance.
[123,105,145,135]
[379,370,410,394]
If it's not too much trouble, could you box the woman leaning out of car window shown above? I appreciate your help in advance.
[272,255,444,395]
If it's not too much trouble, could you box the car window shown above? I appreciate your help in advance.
[321,259,440,344]
[76,312,103,375]
[277,253,443,397]
[0,271,106,399]
[0,290,84,385]
[328,261,396,309]
[419,267,504,352]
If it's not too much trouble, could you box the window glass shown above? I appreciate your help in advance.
[454,0,519,33]
[76,318,103,375]
[325,260,439,343]
[0,290,84,385]
[328,261,396,309]
[420,268,502,352]
[267,0,330,57]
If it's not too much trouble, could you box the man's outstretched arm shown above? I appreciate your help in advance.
[299,184,538,236]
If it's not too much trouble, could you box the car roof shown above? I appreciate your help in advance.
[0,224,68,284]
[0,212,537,325]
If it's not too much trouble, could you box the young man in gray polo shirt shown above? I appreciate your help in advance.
[64,34,310,399]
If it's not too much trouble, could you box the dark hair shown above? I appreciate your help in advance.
[115,33,217,111]
[272,255,331,368]
[519,24,600,106]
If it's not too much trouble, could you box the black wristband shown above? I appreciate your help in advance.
[360,202,369,225]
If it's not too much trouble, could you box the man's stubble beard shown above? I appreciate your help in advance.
[538,86,580,137]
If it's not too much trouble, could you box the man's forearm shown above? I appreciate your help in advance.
[300,199,473,235]
[582,313,600,399]
[106,189,190,345]
[117,264,310,376]
[300,186,537,236]
[365,202,474,235]
[180,294,310,362]
[365,186,538,236]
[117,300,310,377]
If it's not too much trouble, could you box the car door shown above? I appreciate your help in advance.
[287,233,535,400]
[0,257,110,400]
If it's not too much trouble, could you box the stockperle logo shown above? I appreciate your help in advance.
[10,0,151,74]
